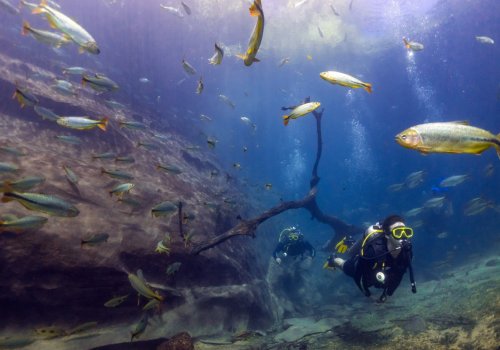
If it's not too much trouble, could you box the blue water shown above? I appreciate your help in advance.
[0,0,499,344]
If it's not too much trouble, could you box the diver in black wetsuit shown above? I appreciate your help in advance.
[324,215,416,303]
[273,226,315,264]
[281,96,311,111]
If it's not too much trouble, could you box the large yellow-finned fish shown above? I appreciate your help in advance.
[320,71,372,93]
[396,121,500,159]
[282,102,321,126]
[237,0,264,66]
[32,0,100,54]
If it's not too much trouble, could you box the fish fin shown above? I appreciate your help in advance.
[45,15,58,29]
[98,117,108,131]
[32,0,46,14]
[22,21,30,35]
[253,57,260,63]
[283,115,290,126]
[235,54,246,60]
[445,120,469,125]
[495,133,500,159]
[249,1,260,16]
[78,47,85,54]
[12,90,17,99]
[364,83,372,93]
[403,38,410,49]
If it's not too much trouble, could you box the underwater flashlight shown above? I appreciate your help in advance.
[376,272,386,283]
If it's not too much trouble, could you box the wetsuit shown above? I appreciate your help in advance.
[273,240,316,260]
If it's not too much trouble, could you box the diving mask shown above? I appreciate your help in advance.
[289,233,300,241]
[391,226,414,239]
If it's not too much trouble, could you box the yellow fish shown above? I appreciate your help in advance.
[320,71,372,93]
[282,102,320,126]
[237,0,264,66]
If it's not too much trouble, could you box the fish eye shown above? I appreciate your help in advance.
[401,135,407,140]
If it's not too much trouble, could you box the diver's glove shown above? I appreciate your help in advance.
[335,236,354,254]
[411,282,417,293]
[323,255,335,270]
[275,258,282,265]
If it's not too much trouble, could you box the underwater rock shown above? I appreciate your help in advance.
[274,317,341,342]
[156,332,193,350]
[485,258,498,267]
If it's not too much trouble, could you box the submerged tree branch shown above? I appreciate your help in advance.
[189,108,361,255]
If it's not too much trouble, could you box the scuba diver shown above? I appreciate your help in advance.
[324,215,416,303]
[273,226,316,264]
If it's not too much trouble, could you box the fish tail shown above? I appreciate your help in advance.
[283,115,290,126]
[363,83,372,93]
[235,54,246,60]
[22,21,30,35]
[495,133,500,160]
[403,37,410,49]
[100,167,106,175]
[32,0,47,14]
[249,0,261,16]
[97,117,108,131]
[1,193,14,203]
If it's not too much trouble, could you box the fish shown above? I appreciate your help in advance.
[104,99,126,110]
[52,79,77,96]
[138,77,149,83]
[317,26,324,38]
[151,201,178,217]
[0,162,19,174]
[330,4,340,16]
[119,121,147,130]
[233,163,241,170]
[439,174,469,187]
[32,0,100,54]
[22,21,71,48]
[423,196,446,209]
[63,165,79,185]
[200,114,212,122]
[115,156,135,163]
[57,117,108,131]
[101,168,134,180]
[320,71,372,93]
[387,183,404,192]
[66,322,98,336]
[264,183,272,190]
[13,87,39,108]
[0,146,26,157]
[196,76,204,94]
[156,164,182,174]
[155,238,171,254]
[182,59,197,75]
[142,298,161,311]
[81,232,109,246]
[34,105,59,121]
[240,116,252,125]
[237,0,264,66]
[0,215,47,233]
[82,73,119,92]
[181,1,191,15]
[464,197,494,216]
[294,0,309,7]
[475,36,494,45]
[2,192,79,217]
[278,57,290,67]
[166,262,181,276]
[159,4,184,18]
[404,207,423,217]
[242,146,248,152]
[128,270,164,301]
[218,94,235,109]
[104,294,129,307]
[404,170,425,188]
[130,314,149,341]
[436,232,448,239]
[62,66,88,75]
[0,0,20,15]
[109,183,134,197]
[207,137,217,149]
[137,141,158,150]
[55,135,82,145]
[403,37,424,51]
[208,43,224,65]
[92,152,116,160]
[282,101,321,126]
[395,121,500,158]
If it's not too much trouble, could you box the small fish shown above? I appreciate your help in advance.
[0,0,20,15]
[181,1,191,15]
[196,76,204,94]
[155,238,171,254]
[237,0,264,66]
[52,79,77,96]
[115,156,135,163]
[182,59,197,75]
[208,43,224,65]
[63,165,79,185]
[62,66,87,75]
[404,170,425,189]
[119,121,147,130]
[403,37,424,51]
[0,162,19,174]
[404,207,423,217]
[240,116,252,125]
[282,101,321,126]
[92,152,117,160]
[182,212,195,224]
[423,196,446,209]
[159,4,184,18]
[13,86,39,108]
[464,197,494,216]
[395,121,500,158]
[156,164,182,174]
[320,71,372,93]
[242,146,248,152]
[81,232,109,246]
[32,0,100,54]
[439,174,469,187]
[475,36,494,45]
[57,116,108,131]
[278,57,290,67]
[233,163,241,169]
[104,294,129,307]
[0,215,47,233]
[66,322,98,336]
[34,105,59,121]
[138,77,150,83]
[101,168,134,180]
[151,201,178,217]
[330,4,340,16]
[387,183,404,192]
[55,135,82,145]
[166,262,182,276]
[436,231,448,239]
[22,21,71,48]
[82,73,119,92]
[142,298,161,311]
[0,146,26,157]
[200,114,212,122]
[131,314,149,341]
[264,183,272,190]
[218,94,235,109]
[128,271,163,301]
[317,26,324,38]
[104,99,126,110]
[109,183,134,197]
[207,137,217,149]
[137,141,158,150]
[2,192,79,217]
